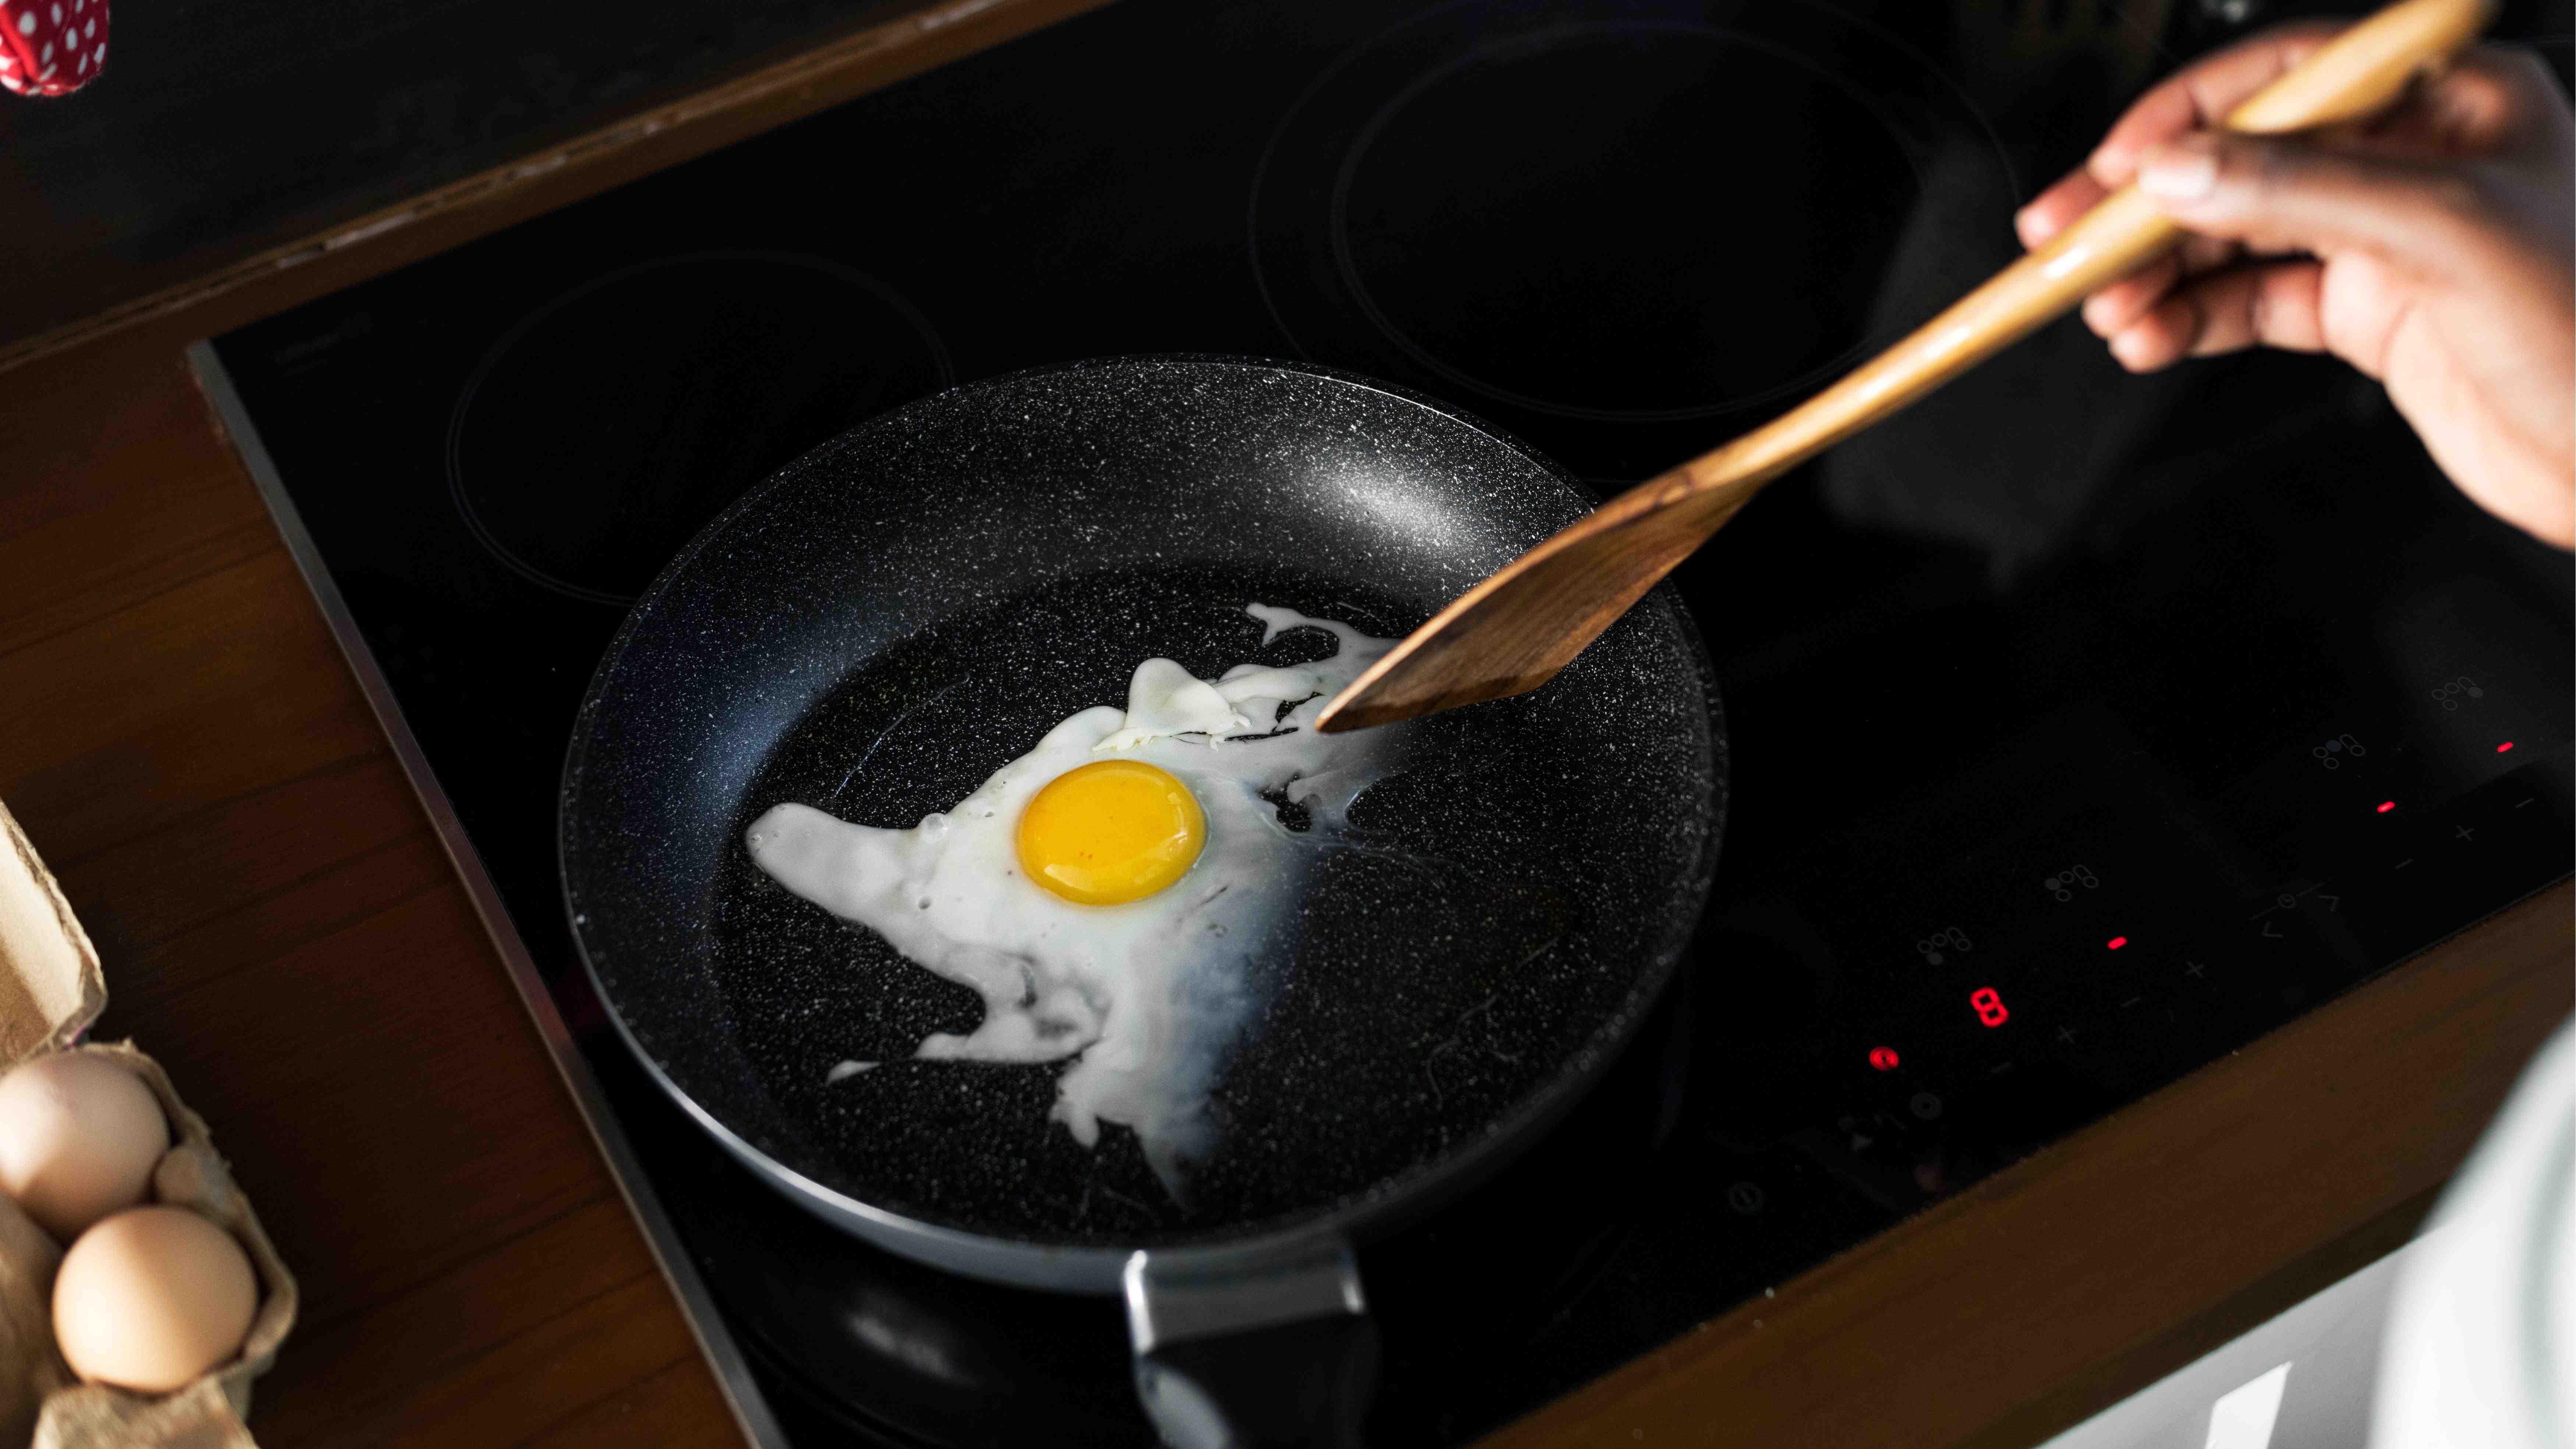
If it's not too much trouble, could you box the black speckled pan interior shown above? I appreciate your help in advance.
[561,356,1725,1264]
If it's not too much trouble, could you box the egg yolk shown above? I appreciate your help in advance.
[1016,760,1206,905]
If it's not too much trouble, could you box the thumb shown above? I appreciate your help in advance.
[2136,131,2483,279]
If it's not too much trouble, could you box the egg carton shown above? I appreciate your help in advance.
[0,802,298,1448]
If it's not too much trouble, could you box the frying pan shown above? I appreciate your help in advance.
[559,355,1724,1444]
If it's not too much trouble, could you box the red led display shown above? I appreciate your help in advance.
[1868,1046,1900,1072]
[2376,801,2396,814]
[2106,935,2128,950]
[1970,987,2009,1028]
[2498,741,2516,753]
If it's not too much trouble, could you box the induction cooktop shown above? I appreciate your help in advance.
[191,0,2576,1442]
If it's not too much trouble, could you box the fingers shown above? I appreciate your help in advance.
[2180,261,2331,358]
[2081,252,2182,337]
[2371,45,2569,156]
[2021,173,2252,255]
[2088,22,2346,186]
[2015,21,2349,248]
[2290,44,2569,159]
[2047,223,2240,345]
[2020,37,2566,250]
[2072,27,2551,183]
[2074,238,2258,340]
[2101,259,2328,372]
[2135,131,2491,279]
[2016,167,2106,249]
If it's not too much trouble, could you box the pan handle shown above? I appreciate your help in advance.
[1124,1241,1379,1448]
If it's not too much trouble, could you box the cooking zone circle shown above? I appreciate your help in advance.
[446,252,953,605]
[1251,0,2012,425]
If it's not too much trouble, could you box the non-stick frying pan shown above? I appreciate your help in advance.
[559,356,1724,1445]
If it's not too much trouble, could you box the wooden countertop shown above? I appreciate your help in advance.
[3,330,745,1444]
[0,4,2566,1445]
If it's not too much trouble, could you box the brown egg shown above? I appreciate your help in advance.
[52,1206,257,1393]
[0,1053,168,1239]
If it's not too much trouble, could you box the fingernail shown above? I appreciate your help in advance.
[2137,140,2218,202]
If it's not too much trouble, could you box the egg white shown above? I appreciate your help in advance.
[745,605,1399,1194]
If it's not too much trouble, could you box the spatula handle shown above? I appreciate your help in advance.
[1652,0,2494,513]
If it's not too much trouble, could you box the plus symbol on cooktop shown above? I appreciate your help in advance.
[2056,1025,2080,1045]
[2184,961,2208,978]
[2455,825,2478,841]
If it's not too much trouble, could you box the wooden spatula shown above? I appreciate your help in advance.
[1315,0,2491,734]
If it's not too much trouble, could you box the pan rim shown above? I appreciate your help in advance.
[558,352,1727,1293]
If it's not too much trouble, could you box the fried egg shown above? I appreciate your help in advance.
[745,605,1400,1194]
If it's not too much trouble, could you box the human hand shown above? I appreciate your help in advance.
[2016,26,2575,549]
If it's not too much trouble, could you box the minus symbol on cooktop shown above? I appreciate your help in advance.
[2120,996,2144,1009]
[2393,858,2414,870]
[1989,1062,2015,1076]
[2516,797,2537,809]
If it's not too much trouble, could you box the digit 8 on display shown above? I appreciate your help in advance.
[1969,987,2009,1028]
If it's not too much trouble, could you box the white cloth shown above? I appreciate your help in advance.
[2372,1021,2575,1449]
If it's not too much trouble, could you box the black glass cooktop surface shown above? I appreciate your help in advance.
[199,1,2575,1443]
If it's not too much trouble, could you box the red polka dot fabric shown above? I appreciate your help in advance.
[0,0,107,98]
